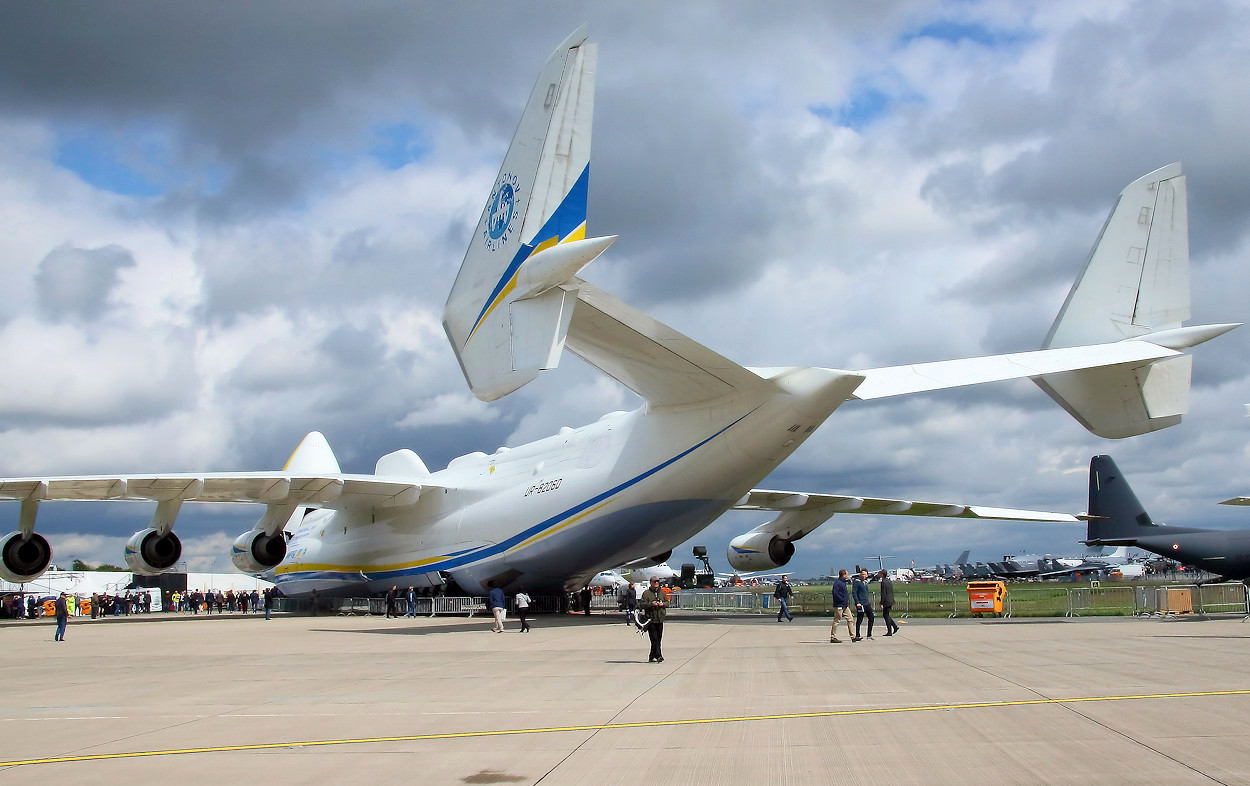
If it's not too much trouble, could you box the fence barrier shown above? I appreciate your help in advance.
[270,583,1247,619]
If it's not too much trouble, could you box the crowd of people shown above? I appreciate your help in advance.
[1,586,279,620]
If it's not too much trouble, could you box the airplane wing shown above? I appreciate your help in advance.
[732,488,1077,543]
[735,489,1079,521]
[1219,497,1250,506]
[0,473,431,511]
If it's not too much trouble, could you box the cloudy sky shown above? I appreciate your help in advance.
[1,1,1248,579]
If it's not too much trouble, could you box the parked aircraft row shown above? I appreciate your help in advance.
[925,546,1145,582]
[0,29,1238,597]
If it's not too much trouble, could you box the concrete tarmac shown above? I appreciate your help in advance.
[2,611,1249,785]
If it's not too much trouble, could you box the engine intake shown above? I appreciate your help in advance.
[0,531,53,583]
[232,530,287,574]
[124,528,183,575]
[727,533,795,572]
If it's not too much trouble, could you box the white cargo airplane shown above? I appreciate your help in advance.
[620,562,679,585]
[588,569,627,590]
[0,29,1237,597]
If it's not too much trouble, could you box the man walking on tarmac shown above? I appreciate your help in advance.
[487,581,506,633]
[774,575,794,622]
[830,570,857,643]
[640,576,668,663]
[853,568,875,640]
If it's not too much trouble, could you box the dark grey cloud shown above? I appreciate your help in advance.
[35,244,135,322]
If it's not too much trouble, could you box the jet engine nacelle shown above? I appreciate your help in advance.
[0,530,53,583]
[727,533,795,572]
[124,528,183,575]
[231,530,287,575]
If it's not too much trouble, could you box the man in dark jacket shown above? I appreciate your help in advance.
[640,577,668,662]
[878,570,900,636]
[385,585,397,618]
[774,575,794,622]
[620,583,637,624]
[54,593,68,642]
[852,569,875,640]
[830,570,856,643]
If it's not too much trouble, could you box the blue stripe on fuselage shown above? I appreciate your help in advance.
[276,403,759,592]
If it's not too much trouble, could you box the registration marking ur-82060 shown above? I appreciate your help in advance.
[524,478,563,497]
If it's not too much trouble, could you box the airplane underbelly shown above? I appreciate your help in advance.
[450,498,725,593]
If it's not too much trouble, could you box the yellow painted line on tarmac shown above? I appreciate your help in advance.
[3,689,1248,769]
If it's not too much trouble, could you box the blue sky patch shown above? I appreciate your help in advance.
[810,81,920,131]
[369,121,431,170]
[903,19,1031,49]
[54,128,167,198]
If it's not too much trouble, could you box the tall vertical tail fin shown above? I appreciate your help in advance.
[1086,455,1155,544]
[1045,163,1190,348]
[443,28,605,401]
[1035,164,1195,438]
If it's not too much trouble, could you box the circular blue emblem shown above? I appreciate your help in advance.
[483,173,520,251]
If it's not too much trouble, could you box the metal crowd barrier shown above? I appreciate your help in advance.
[669,591,765,613]
[899,591,961,618]
[430,596,487,617]
[1135,584,1249,617]
[319,596,490,617]
[1064,586,1137,617]
[268,583,1250,620]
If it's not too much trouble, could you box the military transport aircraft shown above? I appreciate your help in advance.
[1085,456,1250,582]
[0,29,1237,597]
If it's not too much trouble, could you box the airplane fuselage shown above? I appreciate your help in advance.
[1129,528,1250,580]
[276,367,862,596]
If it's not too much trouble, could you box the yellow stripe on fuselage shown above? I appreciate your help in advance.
[275,552,452,576]
[507,496,614,554]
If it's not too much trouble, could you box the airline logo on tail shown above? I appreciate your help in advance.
[465,164,590,345]
[484,172,520,251]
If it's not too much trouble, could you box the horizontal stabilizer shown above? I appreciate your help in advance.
[566,279,772,407]
[852,340,1179,400]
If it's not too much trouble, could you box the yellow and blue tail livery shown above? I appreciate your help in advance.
[443,27,608,402]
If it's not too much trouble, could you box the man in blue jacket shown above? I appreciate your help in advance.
[852,568,875,640]
[487,581,506,633]
[830,570,856,643]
